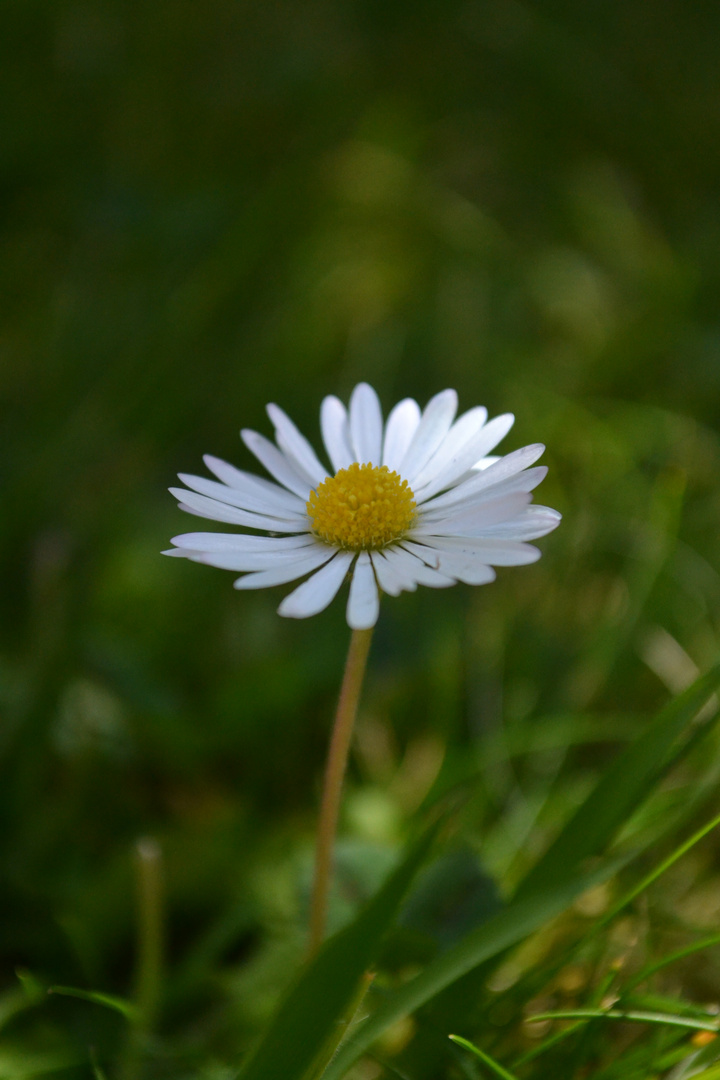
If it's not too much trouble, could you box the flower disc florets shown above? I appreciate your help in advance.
[307,462,416,551]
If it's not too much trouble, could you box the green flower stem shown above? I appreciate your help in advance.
[308,626,374,956]
[134,837,163,1034]
[122,837,164,1080]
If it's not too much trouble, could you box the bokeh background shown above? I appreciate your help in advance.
[2,0,720,1074]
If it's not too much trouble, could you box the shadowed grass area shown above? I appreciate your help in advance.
[1,2,720,1077]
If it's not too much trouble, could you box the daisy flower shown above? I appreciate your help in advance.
[165,384,560,629]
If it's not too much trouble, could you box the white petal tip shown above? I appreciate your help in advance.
[276,600,308,619]
[347,613,379,630]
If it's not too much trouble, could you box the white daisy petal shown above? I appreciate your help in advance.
[194,545,330,572]
[278,551,354,619]
[411,566,455,588]
[170,489,308,532]
[413,492,532,537]
[178,473,308,520]
[320,395,355,472]
[419,535,541,565]
[346,552,380,629]
[414,413,515,502]
[419,467,549,522]
[438,559,496,586]
[373,546,420,593]
[369,551,406,596]
[410,406,488,491]
[420,445,547,512]
[168,532,315,553]
[230,546,335,585]
[382,398,422,471]
[469,413,515,464]
[203,455,307,515]
[234,556,336,590]
[381,545,454,589]
[472,506,562,540]
[401,541,496,585]
[241,429,314,498]
[399,389,458,482]
[349,383,383,465]
[267,403,328,485]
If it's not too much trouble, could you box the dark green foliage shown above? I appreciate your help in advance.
[1,1,720,1077]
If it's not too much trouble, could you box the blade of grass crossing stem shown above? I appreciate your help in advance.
[516,663,720,899]
[322,855,624,1080]
[236,822,439,1080]
[449,1034,519,1079]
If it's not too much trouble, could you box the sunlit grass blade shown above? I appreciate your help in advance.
[686,1063,720,1080]
[235,821,439,1080]
[322,855,623,1080]
[528,1008,720,1034]
[449,1034,519,1079]
[516,663,720,899]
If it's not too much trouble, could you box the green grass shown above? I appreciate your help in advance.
[2,1,720,1077]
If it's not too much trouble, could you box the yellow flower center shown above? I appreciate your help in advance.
[307,462,416,551]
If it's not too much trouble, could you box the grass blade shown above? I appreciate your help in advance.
[47,986,138,1021]
[449,1034,519,1079]
[516,663,720,899]
[529,1008,720,1034]
[594,809,720,934]
[236,821,439,1080]
[322,856,622,1080]
[624,934,720,995]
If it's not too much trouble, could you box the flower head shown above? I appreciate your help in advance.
[165,384,561,629]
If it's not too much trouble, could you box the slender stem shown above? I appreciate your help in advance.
[134,837,163,1034]
[122,837,163,1080]
[309,626,374,956]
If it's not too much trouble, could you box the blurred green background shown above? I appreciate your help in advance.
[2,0,720,1074]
